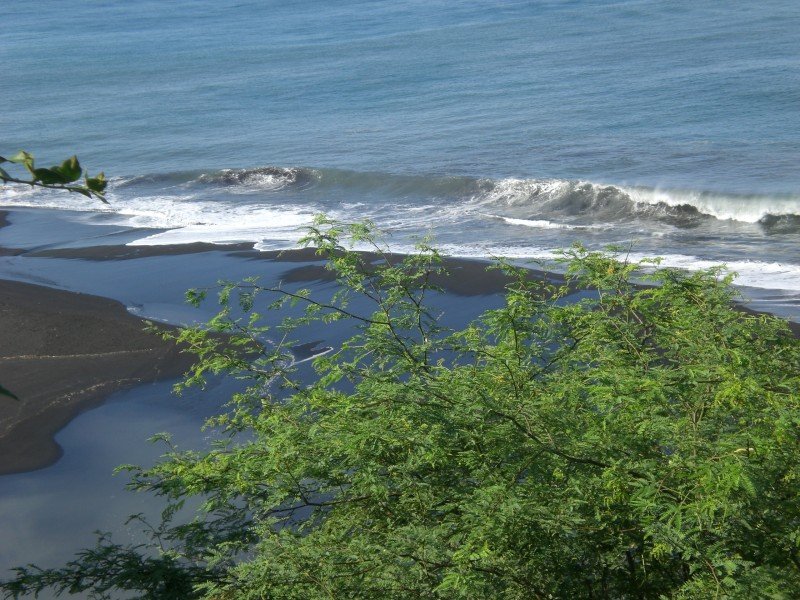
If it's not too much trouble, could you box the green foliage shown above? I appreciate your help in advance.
[0,150,107,202]
[3,220,800,598]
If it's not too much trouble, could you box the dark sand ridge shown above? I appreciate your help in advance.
[2,229,798,475]
[26,243,560,297]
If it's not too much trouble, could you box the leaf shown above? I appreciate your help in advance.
[7,150,34,168]
[54,155,82,183]
[32,167,70,185]
[85,172,107,193]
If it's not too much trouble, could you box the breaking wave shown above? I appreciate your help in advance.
[107,166,800,229]
[471,178,800,229]
[195,166,315,190]
[2,164,799,238]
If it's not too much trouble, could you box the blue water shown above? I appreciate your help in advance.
[3,0,799,190]
[2,0,800,294]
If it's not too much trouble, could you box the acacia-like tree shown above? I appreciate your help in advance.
[3,219,799,599]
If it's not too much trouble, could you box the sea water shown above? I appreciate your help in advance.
[2,0,799,298]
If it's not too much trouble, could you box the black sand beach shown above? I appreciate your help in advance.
[0,207,799,590]
[0,279,194,474]
[0,209,524,478]
[0,207,798,477]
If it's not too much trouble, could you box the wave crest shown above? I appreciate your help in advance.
[473,178,800,228]
[196,166,316,190]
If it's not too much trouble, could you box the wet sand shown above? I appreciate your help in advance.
[0,279,194,474]
[0,207,797,475]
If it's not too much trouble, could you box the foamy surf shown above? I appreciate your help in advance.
[436,244,800,293]
[488,214,607,230]
[2,165,799,297]
[6,166,798,228]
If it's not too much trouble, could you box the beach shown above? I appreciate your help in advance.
[2,0,799,594]
[2,205,798,477]
[0,205,798,593]
[0,279,195,475]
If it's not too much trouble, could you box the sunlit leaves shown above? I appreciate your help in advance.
[0,150,107,202]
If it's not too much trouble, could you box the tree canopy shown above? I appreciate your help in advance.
[3,220,799,599]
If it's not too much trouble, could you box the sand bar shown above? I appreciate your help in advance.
[0,279,193,474]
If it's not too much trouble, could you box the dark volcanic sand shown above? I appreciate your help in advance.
[0,280,193,474]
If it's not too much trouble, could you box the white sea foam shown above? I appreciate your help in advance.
[0,185,321,245]
[126,204,317,246]
[626,253,800,292]
[491,215,606,230]
[473,178,570,208]
[0,185,116,212]
[624,187,800,223]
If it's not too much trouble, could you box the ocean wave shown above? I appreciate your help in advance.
[103,166,800,230]
[755,213,800,234]
[4,165,800,244]
[472,178,800,229]
[625,187,800,225]
[112,166,485,199]
[195,166,316,191]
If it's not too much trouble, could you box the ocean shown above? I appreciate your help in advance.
[2,0,800,305]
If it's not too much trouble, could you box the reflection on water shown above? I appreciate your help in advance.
[0,379,226,587]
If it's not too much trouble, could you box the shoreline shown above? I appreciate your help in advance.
[1,209,798,475]
[25,240,800,329]
[0,279,194,475]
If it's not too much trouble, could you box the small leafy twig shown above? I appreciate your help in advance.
[0,150,107,202]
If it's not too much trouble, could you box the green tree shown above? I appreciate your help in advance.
[3,219,799,598]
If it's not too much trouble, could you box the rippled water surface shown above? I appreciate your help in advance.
[2,0,799,295]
